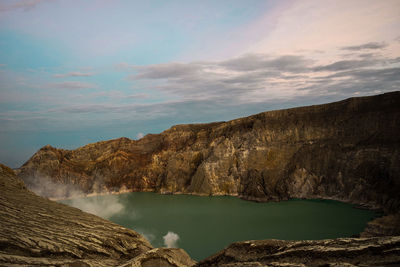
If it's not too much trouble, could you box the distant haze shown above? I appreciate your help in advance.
[0,0,399,167]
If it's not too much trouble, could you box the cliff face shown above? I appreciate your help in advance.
[17,92,400,212]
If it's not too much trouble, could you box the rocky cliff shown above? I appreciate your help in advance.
[2,163,400,266]
[17,92,400,213]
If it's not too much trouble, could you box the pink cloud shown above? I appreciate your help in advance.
[244,0,400,63]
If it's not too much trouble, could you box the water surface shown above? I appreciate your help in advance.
[61,192,377,261]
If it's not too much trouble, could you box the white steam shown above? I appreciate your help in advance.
[136,132,144,139]
[163,231,180,248]
[29,176,179,247]
[26,176,126,219]
[28,176,84,199]
[70,196,124,219]
[136,229,156,243]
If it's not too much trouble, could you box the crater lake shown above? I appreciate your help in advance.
[60,192,377,260]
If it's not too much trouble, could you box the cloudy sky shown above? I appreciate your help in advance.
[0,0,399,167]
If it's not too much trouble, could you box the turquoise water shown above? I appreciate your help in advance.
[61,192,377,261]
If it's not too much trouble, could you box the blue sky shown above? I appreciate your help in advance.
[1,0,399,167]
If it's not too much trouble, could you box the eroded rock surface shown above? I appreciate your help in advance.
[118,248,196,267]
[196,237,400,267]
[361,213,400,237]
[17,92,400,214]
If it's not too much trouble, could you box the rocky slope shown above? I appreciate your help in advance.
[17,92,400,213]
[2,163,400,266]
[196,237,400,267]
[361,213,400,237]
[0,164,194,267]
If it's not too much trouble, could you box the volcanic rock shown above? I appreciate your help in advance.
[361,213,400,237]
[196,237,400,267]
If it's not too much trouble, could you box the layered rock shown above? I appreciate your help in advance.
[17,92,400,213]
[361,213,400,237]
[0,163,194,267]
[196,237,400,267]
[119,248,196,267]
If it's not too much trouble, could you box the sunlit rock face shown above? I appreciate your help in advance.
[17,92,400,213]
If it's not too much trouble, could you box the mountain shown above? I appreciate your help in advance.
[17,91,400,214]
[1,163,400,266]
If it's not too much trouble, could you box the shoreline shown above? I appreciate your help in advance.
[50,188,387,238]
[50,188,384,214]
[52,189,385,240]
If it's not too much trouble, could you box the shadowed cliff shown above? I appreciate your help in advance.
[17,92,400,214]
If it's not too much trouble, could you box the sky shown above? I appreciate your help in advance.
[0,0,399,168]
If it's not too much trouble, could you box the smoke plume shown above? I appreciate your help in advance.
[69,195,124,219]
[163,231,180,248]
[27,176,125,219]
[28,176,84,199]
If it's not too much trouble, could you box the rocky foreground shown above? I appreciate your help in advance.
[1,163,400,266]
[17,92,400,214]
[196,238,400,267]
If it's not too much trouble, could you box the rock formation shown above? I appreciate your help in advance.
[17,91,400,214]
[196,237,400,267]
[2,163,400,266]
[0,163,195,266]
[361,213,400,237]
